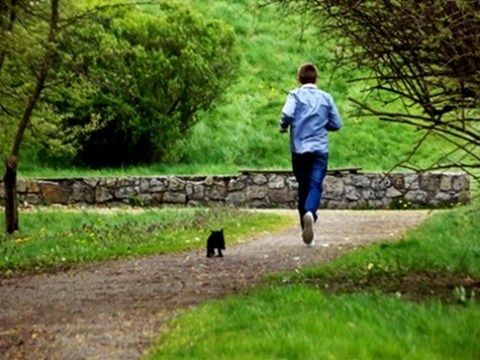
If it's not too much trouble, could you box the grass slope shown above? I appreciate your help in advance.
[171,0,453,172]
[18,0,454,177]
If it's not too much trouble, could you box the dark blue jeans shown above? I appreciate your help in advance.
[291,152,328,229]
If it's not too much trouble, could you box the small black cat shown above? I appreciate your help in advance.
[206,229,225,257]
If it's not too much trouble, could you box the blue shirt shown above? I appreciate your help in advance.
[279,84,342,154]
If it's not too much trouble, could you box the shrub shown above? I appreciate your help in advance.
[47,2,241,167]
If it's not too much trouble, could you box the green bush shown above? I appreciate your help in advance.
[47,2,241,168]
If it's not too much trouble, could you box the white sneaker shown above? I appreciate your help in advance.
[302,212,314,245]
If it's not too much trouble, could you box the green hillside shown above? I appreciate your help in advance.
[165,0,451,174]
[18,0,454,177]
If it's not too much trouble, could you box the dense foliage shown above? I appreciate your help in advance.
[46,3,241,167]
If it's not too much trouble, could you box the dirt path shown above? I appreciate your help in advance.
[0,210,431,360]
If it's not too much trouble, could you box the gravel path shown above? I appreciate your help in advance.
[0,210,431,359]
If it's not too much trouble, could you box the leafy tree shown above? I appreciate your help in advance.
[48,4,241,167]
[1,0,239,234]
[265,0,480,180]
[1,0,65,234]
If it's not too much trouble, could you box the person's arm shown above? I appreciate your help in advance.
[279,91,296,133]
[279,113,291,133]
[326,96,342,131]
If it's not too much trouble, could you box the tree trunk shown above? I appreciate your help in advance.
[2,0,59,234]
[4,155,18,234]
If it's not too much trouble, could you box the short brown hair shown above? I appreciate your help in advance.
[297,63,318,84]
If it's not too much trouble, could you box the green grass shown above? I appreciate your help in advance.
[144,206,480,360]
[161,0,454,173]
[3,0,480,357]
[146,287,480,360]
[16,0,459,177]
[0,207,296,276]
[16,162,240,179]
[294,206,480,279]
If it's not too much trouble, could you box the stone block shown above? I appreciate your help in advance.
[345,186,361,201]
[286,177,298,190]
[268,188,293,203]
[405,190,428,204]
[226,192,245,205]
[152,193,164,203]
[386,187,403,198]
[452,174,468,191]
[83,178,99,188]
[24,193,42,205]
[368,199,388,209]
[103,178,117,188]
[72,182,94,203]
[206,183,226,200]
[204,176,215,186]
[251,175,268,185]
[362,188,385,200]
[96,186,114,203]
[246,185,267,200]
[439,175,452,191]
[114,186,139,199]
[39,181,72,204]
[140,178,150,193]
[325,200,348,209]
[19,179,41,193]
[388,173,405,190]
[371,175,391,190]
[351,175,370,187]
[227,178,246,191]
[16,179,27,193]
[432,192,453,205]
[323,177,344,199]
[189,183,205,200]
[268,175,285,189]
[163,192,186,204]
[419,173,440,192]
[150,178,167,192]
[404,173,420,190]
[169,177,186,191]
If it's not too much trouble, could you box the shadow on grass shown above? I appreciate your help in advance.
[307,270,480,304]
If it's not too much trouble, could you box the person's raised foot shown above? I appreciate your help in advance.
[302,212,315,245]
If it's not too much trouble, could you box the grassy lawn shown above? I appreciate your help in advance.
[145,288,479,360]
[0,207,296,277]
[144,206,480,360]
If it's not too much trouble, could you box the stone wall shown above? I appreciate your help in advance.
[0,172,470,209]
